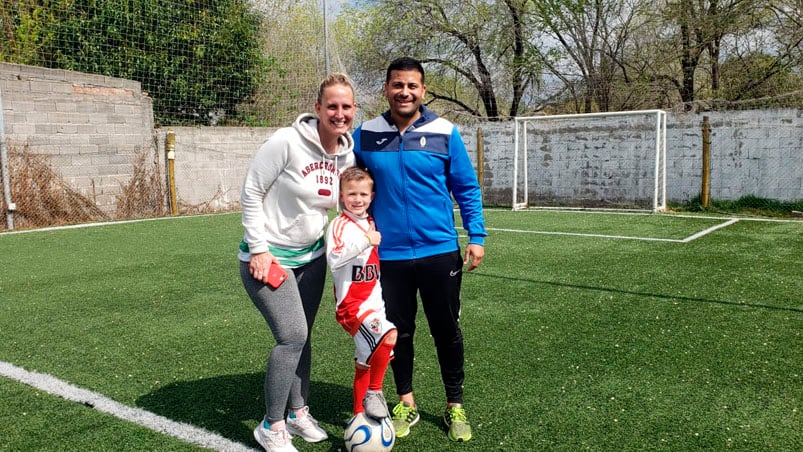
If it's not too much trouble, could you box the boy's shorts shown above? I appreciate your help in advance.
[353,310,396,367]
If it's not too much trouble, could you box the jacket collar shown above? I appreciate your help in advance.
[381,105,437,131]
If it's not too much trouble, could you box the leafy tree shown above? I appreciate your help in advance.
[719,52,803,104]
[727,0,803,102]
[0,0,66,65]
[241,0,328,126]
[40,0,267,125]
[655,0,803,109]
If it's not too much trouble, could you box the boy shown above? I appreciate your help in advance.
[326,166,397,420]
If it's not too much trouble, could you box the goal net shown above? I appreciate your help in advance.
[512,110,667,212]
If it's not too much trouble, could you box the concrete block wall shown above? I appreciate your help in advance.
[1,62,155,213]
[465,110,803,206]
[463,115,666,207]
[695,110,803,202]
[155,126,274,211]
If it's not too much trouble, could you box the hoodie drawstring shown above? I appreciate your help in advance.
[334,154,340,212]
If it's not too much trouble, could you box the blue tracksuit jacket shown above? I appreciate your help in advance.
[353,106,486,261]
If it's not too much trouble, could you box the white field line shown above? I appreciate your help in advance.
[486,227,686,242]
[679,218,739,242]
[485,218,739,243]
[2,210,796,237]
[0,214,220,236]
[482,207,803,223]
[0,361,256,452]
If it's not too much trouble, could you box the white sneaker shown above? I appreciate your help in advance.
[286,406,328,442]
[253,423,298,452]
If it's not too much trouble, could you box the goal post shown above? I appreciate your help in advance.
[512,110,667,212]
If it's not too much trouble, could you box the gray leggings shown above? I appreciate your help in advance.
[240,256,326,424]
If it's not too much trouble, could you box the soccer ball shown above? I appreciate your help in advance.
[343,412,395,451]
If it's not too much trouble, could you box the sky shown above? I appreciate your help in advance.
[326,0,356,15]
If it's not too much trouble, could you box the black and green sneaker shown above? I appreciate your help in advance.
[444,404,472,442]
[390,401,420,438]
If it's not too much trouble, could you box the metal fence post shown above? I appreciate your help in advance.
[476,127,484,193]
[701,116,711,207]
[1,83,15,230]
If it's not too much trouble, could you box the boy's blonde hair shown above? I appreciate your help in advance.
[339,166,374,190]
[317,72,355,104]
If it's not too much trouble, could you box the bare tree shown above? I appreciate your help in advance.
[346,0,540,119]
[340,0,803,115]
[662,0,759,108]
[529,0,652,112]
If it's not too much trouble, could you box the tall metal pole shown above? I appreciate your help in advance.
[0,83,15,230]
[166,130,178,215]
[323,0,330,74]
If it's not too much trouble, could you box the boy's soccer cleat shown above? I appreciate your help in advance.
[363,390,390,419]
[444,404,472,442]
[390,401,420,438]
[253,423,298,452]
[286,406,328,443]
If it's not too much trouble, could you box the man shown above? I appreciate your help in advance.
[352,56,486,442]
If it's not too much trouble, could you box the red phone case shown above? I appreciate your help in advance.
[266,262,288,288]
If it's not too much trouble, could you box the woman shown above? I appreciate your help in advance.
[239,72,357,452]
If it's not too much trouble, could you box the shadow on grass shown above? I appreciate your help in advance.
[136,372,352,450]
[418,408,448,435]
[471,272,803,314]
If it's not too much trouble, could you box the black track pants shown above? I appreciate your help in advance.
[380,250,465,404]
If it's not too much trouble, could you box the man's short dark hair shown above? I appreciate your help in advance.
[386,57,425,83]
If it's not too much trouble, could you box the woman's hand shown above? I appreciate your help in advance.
[249,251,278,284]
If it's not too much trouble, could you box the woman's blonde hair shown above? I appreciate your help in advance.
[317,72,355,104]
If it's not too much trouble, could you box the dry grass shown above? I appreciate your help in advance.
[177,185,239,215]
[115,147,167,219]
[0,144,170,231]
[1,144,108,230]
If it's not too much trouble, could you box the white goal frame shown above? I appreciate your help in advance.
[512,110,667,212]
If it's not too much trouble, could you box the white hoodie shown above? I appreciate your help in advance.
[239,113,355,267]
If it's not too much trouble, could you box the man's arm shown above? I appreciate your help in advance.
[448,127,487,249]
